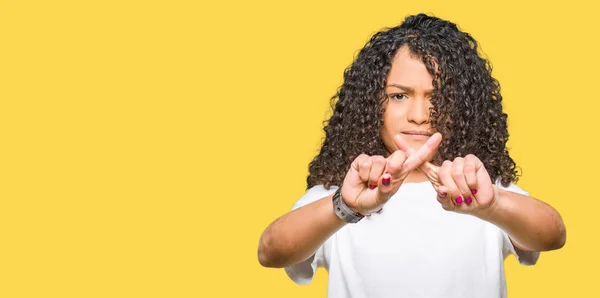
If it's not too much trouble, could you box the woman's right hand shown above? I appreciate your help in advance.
[341,133,442,215]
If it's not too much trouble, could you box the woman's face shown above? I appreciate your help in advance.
[380,45,436,156]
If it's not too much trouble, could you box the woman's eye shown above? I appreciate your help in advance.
[389,94,406,101]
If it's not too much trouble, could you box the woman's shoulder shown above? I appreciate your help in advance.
[291,185,339,210]
[493,178,529,196]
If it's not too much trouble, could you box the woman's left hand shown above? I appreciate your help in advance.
[432,154,496,215]
[393,134,497,216]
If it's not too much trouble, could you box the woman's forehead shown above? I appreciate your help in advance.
[386,46,433,91]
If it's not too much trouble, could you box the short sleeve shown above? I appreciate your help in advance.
[284,185,337,285]
[496,180,541,266]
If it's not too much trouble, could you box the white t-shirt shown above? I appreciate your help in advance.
[284,181,540,298]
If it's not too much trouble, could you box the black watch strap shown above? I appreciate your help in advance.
[332,188,364,223]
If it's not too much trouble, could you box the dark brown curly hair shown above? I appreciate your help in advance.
[307,13,519,190]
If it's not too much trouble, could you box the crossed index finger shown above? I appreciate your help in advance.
[393,132,442,184]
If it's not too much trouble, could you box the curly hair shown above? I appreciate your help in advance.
[307,13,519,190]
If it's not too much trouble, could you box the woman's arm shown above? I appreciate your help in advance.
[257,193,345,268]
[392,131,567,252]
[258,135,441,268]
[476,187,566,252]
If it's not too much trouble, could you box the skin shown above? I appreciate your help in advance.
[380,46,437,175]
[257,45,566,268]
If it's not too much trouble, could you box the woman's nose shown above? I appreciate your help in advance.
[406,98,430,124]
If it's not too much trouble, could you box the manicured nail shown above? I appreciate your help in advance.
[439,192,447,198]
[465,197,473,204]
[456,196,463,204]
[382,177,390,186]
[369,184,376,190]
[471,189,477,195]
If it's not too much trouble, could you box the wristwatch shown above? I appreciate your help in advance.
[332,188,364,223]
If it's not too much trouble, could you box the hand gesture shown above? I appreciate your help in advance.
[341,134,441,215]
[393,133,496,215]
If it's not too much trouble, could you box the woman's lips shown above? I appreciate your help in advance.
[401,131,432,139]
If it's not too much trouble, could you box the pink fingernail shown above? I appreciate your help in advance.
[369,184,376,190]
[471,189,477,195]
[439,192,447,198]
[465,197,473,204]
[456,196,463,204]
[382,177,390,186]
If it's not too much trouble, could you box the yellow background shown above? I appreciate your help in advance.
[1,0,598,297]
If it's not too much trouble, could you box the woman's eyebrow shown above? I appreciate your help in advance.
[386,84,433,95]
[386,84,413,92]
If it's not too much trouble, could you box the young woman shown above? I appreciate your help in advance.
[258,13,566,298]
